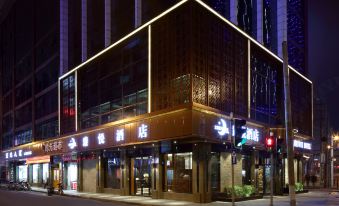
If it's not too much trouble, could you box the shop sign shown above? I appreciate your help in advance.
[214,118,230,136]
[68,138,77,149]
[138,124,148,139]
[82,136,89,147]
[43,140,63,153]
[116,129,124,142]
[293,140,311,150]
[97,133,106,145]
[242,128,260,142]
[5,149,32,159]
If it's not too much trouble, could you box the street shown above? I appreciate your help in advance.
[0,189,338,206]
[0,190,129,206]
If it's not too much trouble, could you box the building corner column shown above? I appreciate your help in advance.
[193,143,212,203]
[120,149,130,195]
[151,144,163,199]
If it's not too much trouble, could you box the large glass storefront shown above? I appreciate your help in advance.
[104,156,121,189]
[65,162,78,190]
[164,152,192,193]
[18,165,27,182]
[133,156,152,196]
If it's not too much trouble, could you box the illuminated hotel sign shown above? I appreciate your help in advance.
[82,136,89,147]
[294,140,312,150]
[68,138,77,149]
[138,124,148,139]
[116,129,124,142]
[97,133,106,145]
[5,149,32,159]
[214,119,230,136]
[242,128,259,142]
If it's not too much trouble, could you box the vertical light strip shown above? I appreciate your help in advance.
[248,39,251,118]
[58,79,61,136]
[75,71,78,131]
[311,83,314,137]
[148,25,151,113]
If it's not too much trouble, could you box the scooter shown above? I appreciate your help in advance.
[57,182,64,195]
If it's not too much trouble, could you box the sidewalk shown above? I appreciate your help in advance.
[31,187,219,206]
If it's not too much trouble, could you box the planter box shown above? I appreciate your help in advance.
[212,192,263,202]
[283,187,309,194]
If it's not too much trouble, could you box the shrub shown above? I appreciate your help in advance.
[295,182,304,192]
[224,185,256,198]
[243,185,255,197]
[234,186,244,197]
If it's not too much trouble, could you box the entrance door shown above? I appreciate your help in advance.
[53,168,60,188]
[133,156,152,196]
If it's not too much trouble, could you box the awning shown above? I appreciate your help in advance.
[26,155,50,164]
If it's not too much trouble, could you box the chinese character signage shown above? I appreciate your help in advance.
[138,124,148,139]
[43,141,63,153]
[5,149,32,160]
[294,140,311,150]
[116,129,124,142]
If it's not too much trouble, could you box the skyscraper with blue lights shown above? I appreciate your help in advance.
[204,0,308,75]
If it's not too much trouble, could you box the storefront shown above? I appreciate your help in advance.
[26,155,51,187]
[1,107,307,202]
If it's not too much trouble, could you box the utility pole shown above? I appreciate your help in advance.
[282,41,296,206]
[230,113,235,206]
[270,147,274,206]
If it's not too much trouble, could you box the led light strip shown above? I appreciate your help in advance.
[148,25,152,113]
[59,0,188,80]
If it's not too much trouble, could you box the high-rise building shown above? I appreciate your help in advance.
[1,0,312,202]
[204,0,308,75]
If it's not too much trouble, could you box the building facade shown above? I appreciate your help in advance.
[204,0,308,75]
[1,0,312,203]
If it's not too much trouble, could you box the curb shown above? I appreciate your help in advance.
[30,189,152,206]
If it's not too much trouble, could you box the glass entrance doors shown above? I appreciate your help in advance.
[132,156,152,196]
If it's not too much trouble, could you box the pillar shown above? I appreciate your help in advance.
[151,144,163,199]
[77,155,83,192]
[120,149,130,195]
[97,152,104,193]
[193,143,212,203]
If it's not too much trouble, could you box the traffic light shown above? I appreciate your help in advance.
[277,138,284,154]
[266,132,275,151]
[234,119,247,147]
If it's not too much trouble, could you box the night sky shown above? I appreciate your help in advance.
[308,0,339,131]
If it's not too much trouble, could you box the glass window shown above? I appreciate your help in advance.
[79,30,148,129]
[164,152,192,193]
[18,165,28,182]
[104,157,121,189]
[42,163,49,184]
[67,163,78,190]
[32,164,40,184]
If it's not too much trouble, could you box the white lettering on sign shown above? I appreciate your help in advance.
[116,129,124,142]
[82,136,89,147]
[23,151,32,156]
[138,124,148,139]
[98,133,105,145]
[44,141,62,153]
[68,138,77,149]
[5,150,32,159]
[294,140,312,150]
[242,128,259,142]
[214,119,230,136]
[304,143,311,150]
